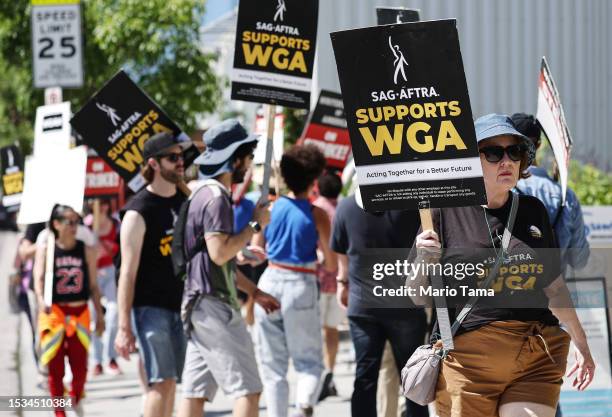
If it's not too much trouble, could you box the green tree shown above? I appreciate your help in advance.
[0,0,221,153]
[568,161,612,205]
[282,107,308,146]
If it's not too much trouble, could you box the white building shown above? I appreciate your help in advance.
[200,0,611,171]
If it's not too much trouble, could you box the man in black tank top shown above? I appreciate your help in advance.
[114,132,190,417]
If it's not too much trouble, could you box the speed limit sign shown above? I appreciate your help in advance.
[31,0,83,88]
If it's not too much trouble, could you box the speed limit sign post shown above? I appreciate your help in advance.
[31,0,83,88]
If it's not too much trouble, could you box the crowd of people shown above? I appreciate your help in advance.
[9,112,594,417]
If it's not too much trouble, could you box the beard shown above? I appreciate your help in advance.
[232,163,248,184]
[160,165,183,184]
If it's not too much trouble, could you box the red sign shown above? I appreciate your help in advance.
[85,157,121,197]
[299,90,351,169]
[302,124,351,169]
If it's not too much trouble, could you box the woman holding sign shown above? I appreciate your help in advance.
[413,114,594,417]
[34,204,105,417]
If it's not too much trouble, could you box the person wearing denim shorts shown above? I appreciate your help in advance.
[252,145,336,417]
[178,119,279,417]
[114,132,191,417]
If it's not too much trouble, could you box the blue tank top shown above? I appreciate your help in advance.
[265,196,318,264]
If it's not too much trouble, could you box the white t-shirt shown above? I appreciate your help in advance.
[36,225,97,248]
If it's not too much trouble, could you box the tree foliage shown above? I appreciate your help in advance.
[0,0,221,153]
[568,161,612,205]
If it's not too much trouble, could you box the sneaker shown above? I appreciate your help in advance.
[107,359,123,375]
[92,364,103,376]
[318,371,337,401]
[72,400,84,417]
[292,407,313,417]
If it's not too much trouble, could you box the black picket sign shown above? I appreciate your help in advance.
[0,145,24,210]
[331,19,487,211]
[70,70,198,192]
[376,7,420,25]
[231,0,319,109]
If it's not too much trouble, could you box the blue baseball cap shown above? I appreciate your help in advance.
[475,113,535,165]
[194,119,259,178]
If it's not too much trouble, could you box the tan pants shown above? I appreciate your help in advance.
[377,342,404,417]
[435,321,570,417]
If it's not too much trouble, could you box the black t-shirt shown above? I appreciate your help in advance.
[52,240,90,303]
[121,188,186,312]
[436,193,561,333]
[330,194,421,319]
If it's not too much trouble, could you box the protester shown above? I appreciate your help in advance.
[177,119,279,417]
[513,112,590,270]
[412,114,595,417]
[114,132,191,417]
[15,222,47,364]
[33,204,105,417]
[85,198,122,376]
[312,171,344,401]
[251,145,333,417]
[330,188,428,417]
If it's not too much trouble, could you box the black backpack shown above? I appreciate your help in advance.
[171,184,209,280]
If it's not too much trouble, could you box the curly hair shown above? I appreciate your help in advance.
[280,145,326,194]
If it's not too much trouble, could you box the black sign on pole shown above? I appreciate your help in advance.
[376,7,420,25]
[70,70,198,192]
[0,145,25,211]
[330,19,487,212]
[300,90,351,169]
[231,0,319,109]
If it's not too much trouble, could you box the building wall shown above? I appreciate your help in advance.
[315,0,612,171]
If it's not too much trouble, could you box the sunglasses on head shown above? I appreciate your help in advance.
[479,144,525,163]
[158,152,184,163]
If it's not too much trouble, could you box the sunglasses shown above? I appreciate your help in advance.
[158,152,184,163]
[60,218,79,226]
[479,145,525,163]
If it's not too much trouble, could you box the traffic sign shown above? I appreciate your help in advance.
[31,0,84,88]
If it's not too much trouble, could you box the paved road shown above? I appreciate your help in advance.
[1,230,358,416]
[16,319,357,417]
[3,231,435,417]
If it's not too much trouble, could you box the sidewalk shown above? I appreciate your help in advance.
[0,231,22,414]
[17,314,356,417]
[14,329,445,417]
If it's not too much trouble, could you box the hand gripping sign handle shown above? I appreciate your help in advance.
[260,104,276,202]
[418,201,454,351]
[43,233,55,308]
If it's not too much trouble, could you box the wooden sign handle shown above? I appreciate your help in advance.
[92,199,101,234]
[260,104,276,201]
[177,181,192,197]
[419,208,434,231]
[43,233,55,308]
